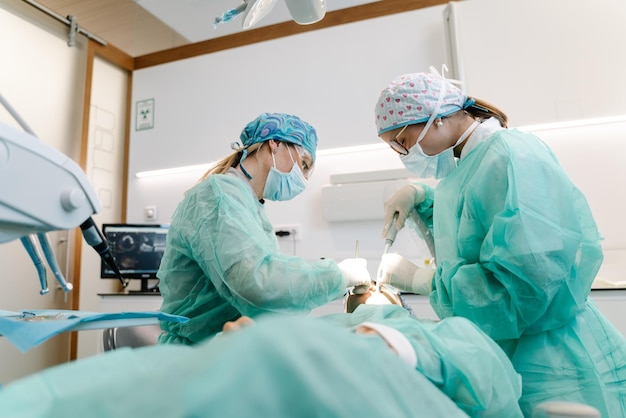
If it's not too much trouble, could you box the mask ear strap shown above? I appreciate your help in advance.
[454,120,480,148]
[264,140,276,168]
[284,144,296,165]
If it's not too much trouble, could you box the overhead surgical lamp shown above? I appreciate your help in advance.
[243,0,278,29]
[284,0,326,25]
[214,0,326,29]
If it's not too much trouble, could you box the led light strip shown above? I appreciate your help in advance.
[135,144,388,178]
[517,114,626,132]
[135,163,215,178]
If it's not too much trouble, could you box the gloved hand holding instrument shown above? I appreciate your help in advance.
[377,184,437,294]
[381,184,426,239]
[338,258,373,293]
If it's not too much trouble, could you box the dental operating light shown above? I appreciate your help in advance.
[284,0,326,24]
[214,0,326,29]
[243,0,279,29]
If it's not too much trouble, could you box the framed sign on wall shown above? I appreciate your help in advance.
[135,98,155,131]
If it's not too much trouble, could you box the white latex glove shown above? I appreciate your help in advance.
[378,253,434,295]
[338,258,373,290]
[382,184,426,238]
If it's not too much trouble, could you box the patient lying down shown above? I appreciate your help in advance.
[0,304,523,418]
[224,304,523,418]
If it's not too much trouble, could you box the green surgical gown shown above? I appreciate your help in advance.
[158,171,347,344]
[0,315,471,418]
[413,128,626,416]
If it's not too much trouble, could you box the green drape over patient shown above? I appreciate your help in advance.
[0,316,465,418]
[0,308,523,418]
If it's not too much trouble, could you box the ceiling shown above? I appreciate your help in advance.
[32,0,381,58]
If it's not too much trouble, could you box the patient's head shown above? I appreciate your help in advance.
[345,285,404,313]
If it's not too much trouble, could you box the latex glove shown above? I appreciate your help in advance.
[338,258,373,290]
[378,253,434,295]
[382,184,426,238]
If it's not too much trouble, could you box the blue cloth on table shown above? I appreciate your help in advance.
[0,310,187,352]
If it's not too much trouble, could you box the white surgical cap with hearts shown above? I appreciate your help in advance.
[375,72,474,135]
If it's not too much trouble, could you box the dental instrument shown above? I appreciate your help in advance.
[351,240,370,295]
[383,212,400,255]
[376,212,399,287]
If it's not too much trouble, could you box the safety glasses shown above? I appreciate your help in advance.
[388,124,409,155]
[291,144,314,180]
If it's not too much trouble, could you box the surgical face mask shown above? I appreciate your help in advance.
[263,145,308,201]
[400,120,480,179]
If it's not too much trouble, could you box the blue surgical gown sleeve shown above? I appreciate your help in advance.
[158,174,347,343]
[428,130,603,340]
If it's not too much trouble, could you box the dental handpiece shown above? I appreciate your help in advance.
[377,212,400,289]
[80,217,128,287]
[383,212,400,255]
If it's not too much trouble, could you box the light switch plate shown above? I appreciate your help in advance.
[144,205,157,221]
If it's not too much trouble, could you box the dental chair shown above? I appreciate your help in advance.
[102,324,162,351]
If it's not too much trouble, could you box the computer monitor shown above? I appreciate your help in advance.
[100,223,169,293]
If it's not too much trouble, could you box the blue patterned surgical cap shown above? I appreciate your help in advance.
[239,113,318,162]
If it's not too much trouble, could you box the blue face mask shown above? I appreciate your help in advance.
[400,143,455,179]
[263,145,307,201]
[400,120,480,179]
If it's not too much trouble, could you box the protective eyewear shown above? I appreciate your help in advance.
[388,124,409,156]
[291,144,314,179]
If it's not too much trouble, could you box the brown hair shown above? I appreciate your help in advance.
[196,142,265,183]
[466,98,509,128]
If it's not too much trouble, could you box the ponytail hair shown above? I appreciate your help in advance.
[196,142,265,183]
[466,98,508,128]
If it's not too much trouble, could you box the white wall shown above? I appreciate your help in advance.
[129,7,447,175]
[445,0,626,127]
[0,0,86,383]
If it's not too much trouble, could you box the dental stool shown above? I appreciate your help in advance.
[532,401,600,418]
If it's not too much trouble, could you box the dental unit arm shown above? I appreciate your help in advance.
[0,93,127,294]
